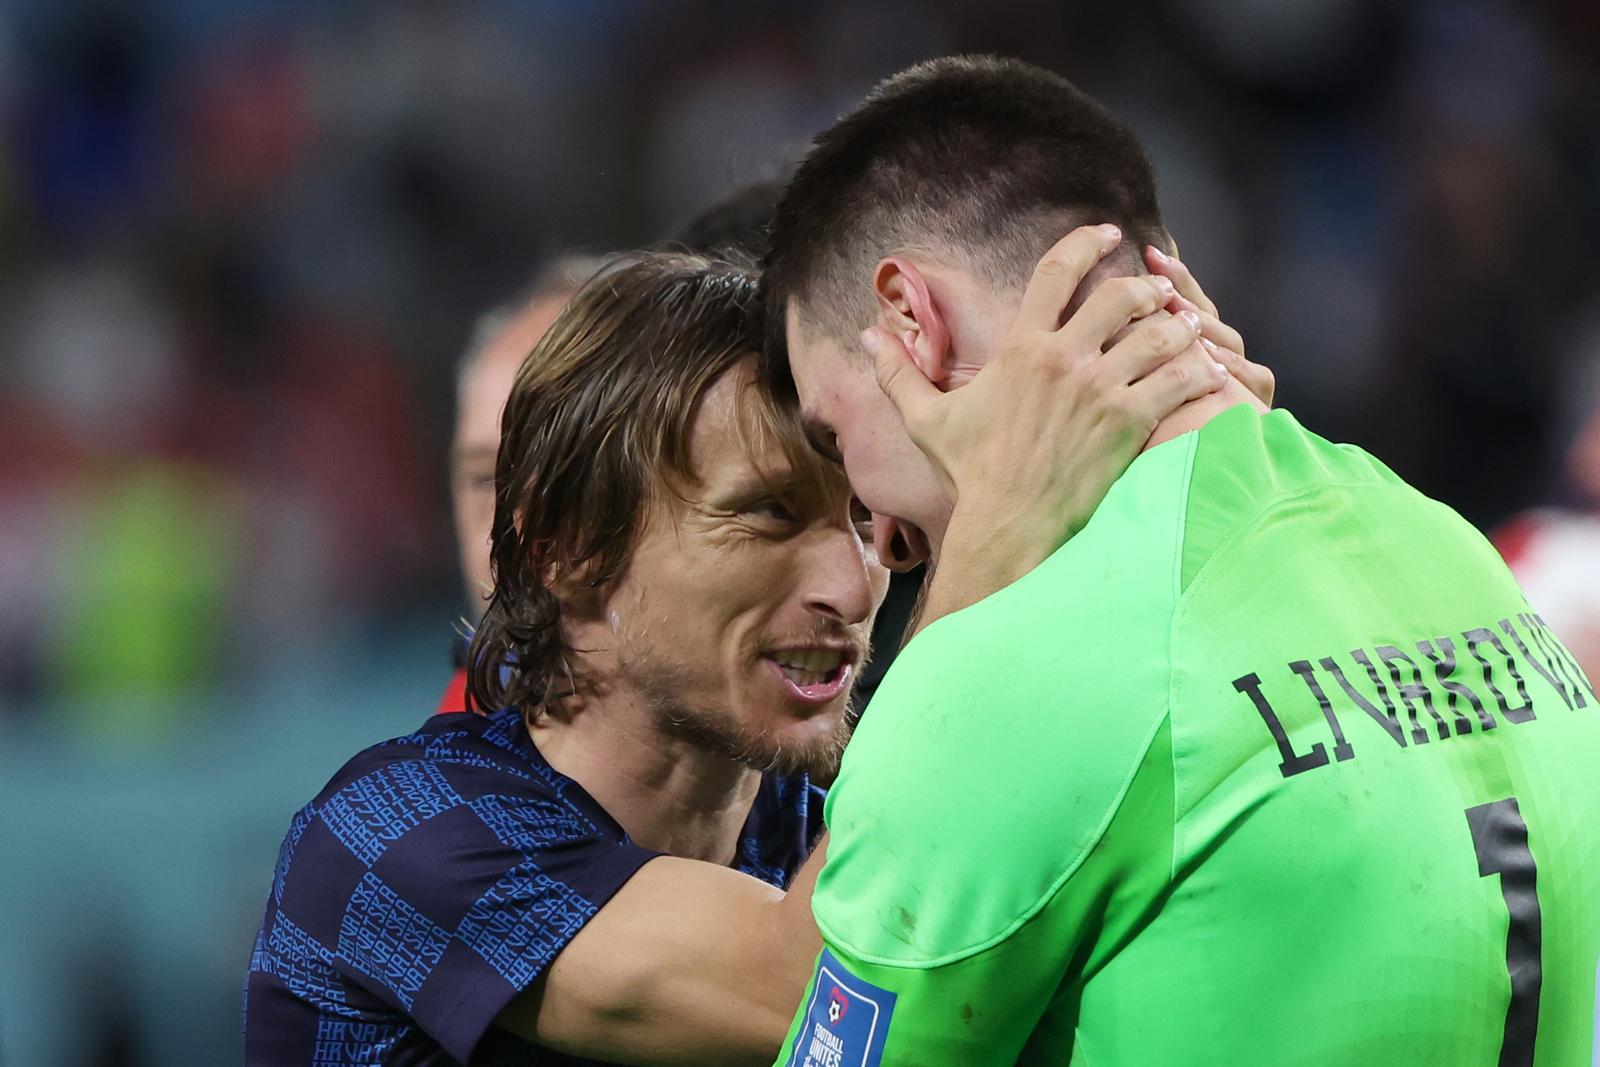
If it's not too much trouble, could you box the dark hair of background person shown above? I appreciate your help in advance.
[465,252,830,719]
[758,54,1168,385]
[665,178,787,262]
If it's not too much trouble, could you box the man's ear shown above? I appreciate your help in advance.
[873,257,953,388]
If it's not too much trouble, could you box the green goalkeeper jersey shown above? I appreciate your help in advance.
[777,405,1600,1067]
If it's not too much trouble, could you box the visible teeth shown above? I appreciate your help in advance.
[779,665,827,687]
[774,649,844,674]
[771,648,846,689]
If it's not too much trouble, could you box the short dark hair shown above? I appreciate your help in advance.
[466,252,829,718]
[666,179,787,261]
[760,55,1166,374]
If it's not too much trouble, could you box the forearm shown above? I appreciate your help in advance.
[773,835,826,978]
[611,848,824,1065]
[498,845,826,1066]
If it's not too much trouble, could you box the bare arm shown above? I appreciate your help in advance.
[492,836,828,1066]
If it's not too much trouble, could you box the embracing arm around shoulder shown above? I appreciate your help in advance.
[493,837,827,1067]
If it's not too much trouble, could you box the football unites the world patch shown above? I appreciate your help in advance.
[785,949,898,1067]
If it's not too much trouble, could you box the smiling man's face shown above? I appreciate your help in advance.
[586,358,888,777]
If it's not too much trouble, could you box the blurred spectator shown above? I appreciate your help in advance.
[437,254,606,715]
[1495,325,1600,682]
[451,255,608,622]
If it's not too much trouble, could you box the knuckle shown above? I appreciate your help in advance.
[1035,256,1075,279]
[1108,275,1153,308]
[1142,321,1179,351]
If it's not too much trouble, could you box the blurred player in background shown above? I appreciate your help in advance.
[1496,369,1600,682]
[764,56,1600,1065]
[440,254,607,714]
[452,255,609,619]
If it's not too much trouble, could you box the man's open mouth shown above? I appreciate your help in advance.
[762,647,857,704]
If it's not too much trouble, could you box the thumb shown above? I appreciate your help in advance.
[867,327,939,430]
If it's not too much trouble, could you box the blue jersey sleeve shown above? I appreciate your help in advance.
[247,713,659,1064]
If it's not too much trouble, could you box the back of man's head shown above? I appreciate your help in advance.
[760,55,1167,370]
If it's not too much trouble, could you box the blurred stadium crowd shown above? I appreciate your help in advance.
[0,0,1597,1062]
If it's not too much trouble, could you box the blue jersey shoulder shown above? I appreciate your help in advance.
[246,707,825,1065]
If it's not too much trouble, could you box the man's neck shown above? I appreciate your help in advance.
[1144,381,1266,451]
[529,696,762,867]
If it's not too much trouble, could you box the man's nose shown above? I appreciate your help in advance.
[872,513,928,573]
[802,528,877,626]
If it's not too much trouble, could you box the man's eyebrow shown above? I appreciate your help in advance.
[710,470,798,509]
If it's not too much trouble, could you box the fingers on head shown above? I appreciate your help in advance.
[874,346,914,407]
[1134,310,1202,360]
[1131,345,1226,421]
[1068,275,1176,349]
[869,330,914,400]
[1103,274,1174,319]
[1197,313,1245,355]
[1095,306,1200,384]
[1174,346,1230,400]
[1145,248,1218,317]
[1220,347,1274,404]
[1017,225,1122,331]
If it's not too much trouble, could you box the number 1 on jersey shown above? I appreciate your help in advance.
[1466,797,1542,1067]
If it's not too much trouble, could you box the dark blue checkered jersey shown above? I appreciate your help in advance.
[243,707,825,1065]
